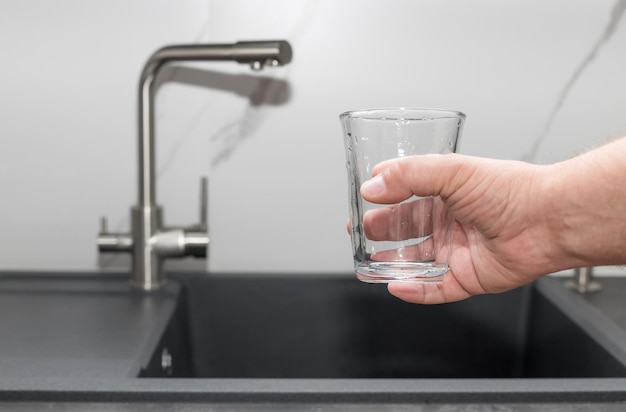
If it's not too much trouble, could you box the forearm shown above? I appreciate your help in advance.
[546,137,626,269]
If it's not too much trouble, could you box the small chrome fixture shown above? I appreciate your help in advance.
[565,267,602,294]
[98,41,293,290]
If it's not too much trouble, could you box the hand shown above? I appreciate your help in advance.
[360,154,560,304]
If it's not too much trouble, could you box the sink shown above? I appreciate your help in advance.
[139,274,626,379]
[1,273,626,405]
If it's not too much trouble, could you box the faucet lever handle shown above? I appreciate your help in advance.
[199,176,208,231]
[100,216,108,234]
[185,176,208,232]
[180,176,209,258]
[97,216,133,253]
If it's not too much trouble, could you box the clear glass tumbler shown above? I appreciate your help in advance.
[340,108,465,283]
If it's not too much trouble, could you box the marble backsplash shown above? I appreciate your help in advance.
[0,0,625,274]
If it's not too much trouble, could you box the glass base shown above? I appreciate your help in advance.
[355,262,449,284]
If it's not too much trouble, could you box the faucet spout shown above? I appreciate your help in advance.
[99,40,293,290]
[138,41,292,208]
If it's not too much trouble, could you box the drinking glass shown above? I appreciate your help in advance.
[340,108,465,283]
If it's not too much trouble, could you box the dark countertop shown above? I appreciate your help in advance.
[0,271,625,411]
[0,273,178,379]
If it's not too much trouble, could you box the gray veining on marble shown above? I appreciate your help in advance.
[522,0,626,162]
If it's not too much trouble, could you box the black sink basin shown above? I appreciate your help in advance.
[139,274,626,379]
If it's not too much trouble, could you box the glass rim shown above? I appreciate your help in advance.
[339,107,466,121]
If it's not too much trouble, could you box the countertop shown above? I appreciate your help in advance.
[0,271,624,411]
[0,274,178,379]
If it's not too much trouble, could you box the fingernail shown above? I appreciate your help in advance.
[361,174,386,196]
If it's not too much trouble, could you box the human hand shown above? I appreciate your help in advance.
[360,154,559,304]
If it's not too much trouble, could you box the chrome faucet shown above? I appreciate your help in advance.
[565,267,602,294]
[98,41,293,290]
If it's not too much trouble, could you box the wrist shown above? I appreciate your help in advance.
[539,161,586,272]
[542,139,626,269]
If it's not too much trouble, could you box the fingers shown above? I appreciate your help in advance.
[370,237,436,262]
[361,154,467,205]
[362,197,434,241]
[387,278,472,304]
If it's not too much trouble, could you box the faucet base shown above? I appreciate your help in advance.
[130,278,167,291]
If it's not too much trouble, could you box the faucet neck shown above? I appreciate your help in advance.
[136,41,292,208]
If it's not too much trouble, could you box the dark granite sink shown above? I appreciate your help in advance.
[139,274,626,379]
[1,272,626,406]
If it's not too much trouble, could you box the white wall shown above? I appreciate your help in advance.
[1,0,625,274]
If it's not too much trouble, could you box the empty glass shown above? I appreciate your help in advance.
[340,108,465,283]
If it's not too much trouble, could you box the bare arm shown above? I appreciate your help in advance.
[546,137,626,268]
[360,137,626,304]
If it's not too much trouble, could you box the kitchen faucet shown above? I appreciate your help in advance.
[97,41,293,290]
